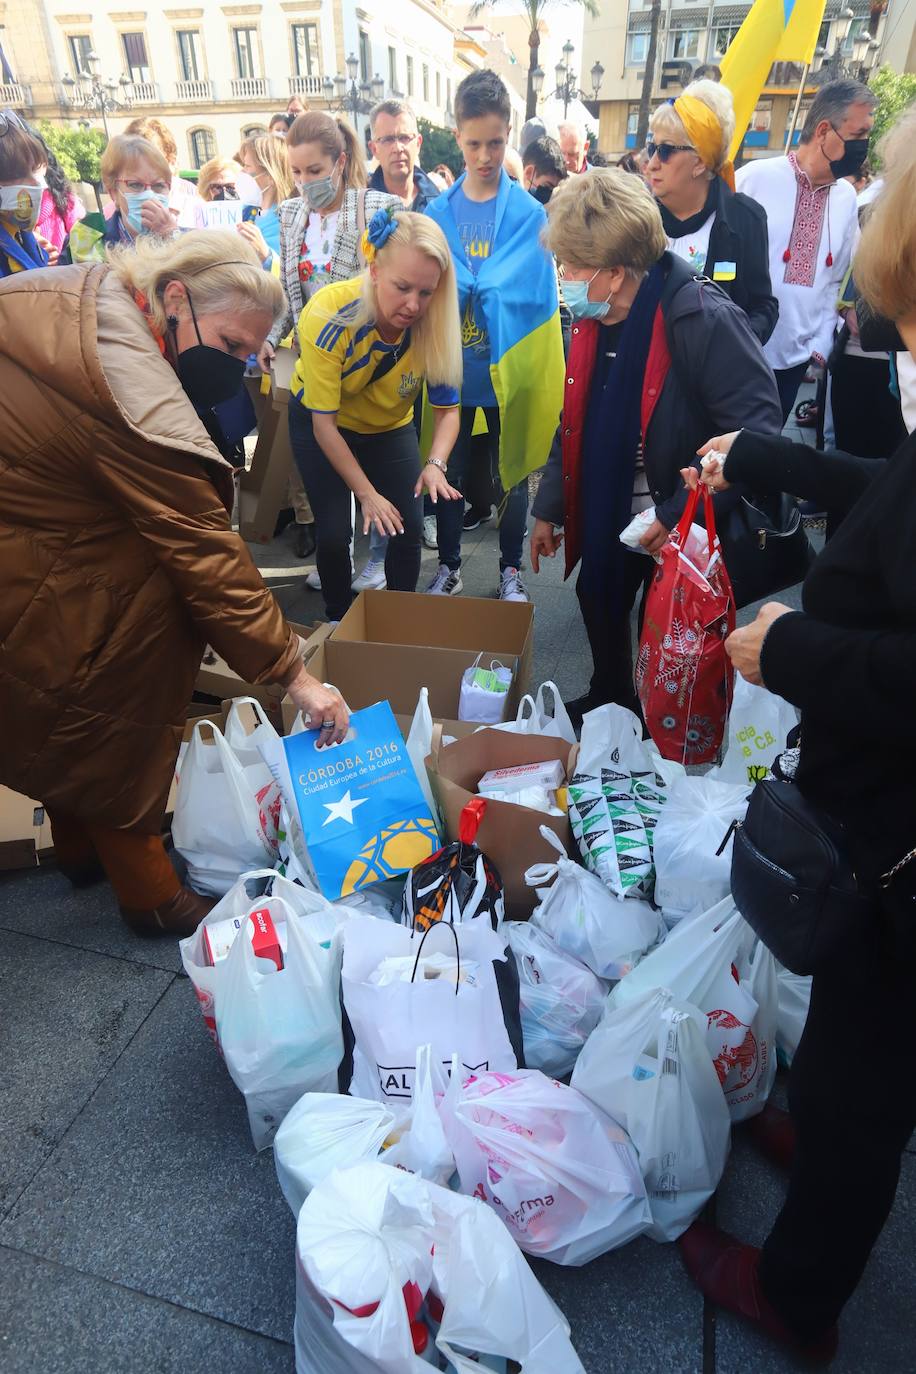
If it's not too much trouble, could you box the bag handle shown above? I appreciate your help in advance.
[410,918,461,995]
[224,696,273,740]
[523,824,567,887]
[514,694,537,726]
[674,482,717,559]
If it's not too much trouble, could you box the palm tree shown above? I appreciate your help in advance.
[470,0,600,120]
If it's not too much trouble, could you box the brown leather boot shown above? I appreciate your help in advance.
[120,885,216,938]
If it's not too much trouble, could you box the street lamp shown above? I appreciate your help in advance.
[325,54,393,128]
[61,50,132,139]
[533,40,603,118]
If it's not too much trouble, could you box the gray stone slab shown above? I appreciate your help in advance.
[531,1236,705,1373]
[0,930,174,1218]
[0,1246,294,1374]
[714,1132,916,1372]
[0,866,184,974]
[1,979,298,1343]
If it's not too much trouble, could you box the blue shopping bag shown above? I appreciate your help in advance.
[281,702,439,900]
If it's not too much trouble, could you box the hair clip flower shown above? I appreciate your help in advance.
[362,205,399,263]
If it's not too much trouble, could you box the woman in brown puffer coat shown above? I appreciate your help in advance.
[0,229,348,936]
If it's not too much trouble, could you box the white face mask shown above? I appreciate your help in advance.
[0,182,43,232]
[235,170,263,207]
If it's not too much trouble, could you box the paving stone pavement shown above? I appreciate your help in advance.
[6,417,914,1372]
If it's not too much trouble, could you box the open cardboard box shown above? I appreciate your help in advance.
[0,787,45,871]
[426,728,580,920]
[194,620,327,729]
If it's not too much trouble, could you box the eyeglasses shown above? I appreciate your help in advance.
[209,183,236,192]
[116,177,171,195]
[646,141,695,163]
[375,133,417,147]
[0,109,29,138]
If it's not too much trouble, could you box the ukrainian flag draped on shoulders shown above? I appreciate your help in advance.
[721,0,827,162]
[425,169,565,491]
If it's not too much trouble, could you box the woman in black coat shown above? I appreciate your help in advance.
[647,80,778,344]
[677,107,916,1365]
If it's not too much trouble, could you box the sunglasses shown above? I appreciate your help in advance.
[0,108,29,138]
[646,140,695,163]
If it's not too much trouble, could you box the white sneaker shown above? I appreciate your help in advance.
[306,569,321,591]
[352,557,387,592]
[425,563,463,596]
[422,514,438,550]
[498,567,529,602]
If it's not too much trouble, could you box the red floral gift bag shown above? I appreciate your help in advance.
[636,485,736,765]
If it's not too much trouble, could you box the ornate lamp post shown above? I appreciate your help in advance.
[61,50,132,139]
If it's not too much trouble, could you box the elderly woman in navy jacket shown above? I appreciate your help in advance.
[646,80,778,345]
[530,168,782,724]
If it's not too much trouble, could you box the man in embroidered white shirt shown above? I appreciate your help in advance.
[736,79,875,421]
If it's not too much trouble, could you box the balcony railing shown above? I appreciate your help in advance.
[0,83,32,108]
[176,79,214,101]
[289,74,323,97]
[129,81,159,103]
[230,76,268,99]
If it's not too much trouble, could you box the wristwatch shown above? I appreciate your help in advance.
[426,457,447,471]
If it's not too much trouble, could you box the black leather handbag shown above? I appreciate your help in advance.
[730,779,871,975]
[719,493,816,610]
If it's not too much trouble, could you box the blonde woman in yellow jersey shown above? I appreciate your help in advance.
[289,208,463,621]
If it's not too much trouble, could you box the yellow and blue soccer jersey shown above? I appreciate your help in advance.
[292,276,459,434]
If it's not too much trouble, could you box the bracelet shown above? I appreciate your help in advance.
[426,457,447,471]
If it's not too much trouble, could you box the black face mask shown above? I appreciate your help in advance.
[828,130,870,180]
[211,186,239,201]
[529,182,554,205]
[171,291,246,410]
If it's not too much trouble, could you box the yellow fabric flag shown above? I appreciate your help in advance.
[720,0,827,161]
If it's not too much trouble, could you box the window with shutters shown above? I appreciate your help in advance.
[177,30,202,83]
[67,34,93,77]
[291,23,319,76]
[233,28,259,80]
[122,32,150,84]
[189,128,217,169]
[406,54,414,96]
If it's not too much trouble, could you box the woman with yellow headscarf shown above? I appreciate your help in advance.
[646,79,778,344]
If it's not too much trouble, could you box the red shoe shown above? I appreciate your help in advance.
[678,1221,838,1365]
[746,1102,797,1172]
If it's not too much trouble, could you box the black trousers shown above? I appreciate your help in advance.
[774,362,810,425]
[289,403,422,621]
[831,352,906,460]
[758,898,916,1338]
[575,550,653,715]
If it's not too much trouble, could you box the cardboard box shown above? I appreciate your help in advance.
[332,590,534,699]
[194,621,326,729]
[0,787,44,871]
[426,729,579,920]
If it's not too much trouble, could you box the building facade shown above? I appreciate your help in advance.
[0,0,502,170]
[582,0,890,159]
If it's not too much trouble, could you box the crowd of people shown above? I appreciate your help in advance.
[1,65,915,1367]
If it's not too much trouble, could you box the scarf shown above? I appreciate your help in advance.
[0,218,47,276]
[658,177,720,242]
[579,262,666,613]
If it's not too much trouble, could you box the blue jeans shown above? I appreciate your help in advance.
[435,406,527,572]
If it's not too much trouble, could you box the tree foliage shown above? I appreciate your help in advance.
[418,118,463,176]
[469,0,600,119]
[36,121,106,186]
[868,66,916,168]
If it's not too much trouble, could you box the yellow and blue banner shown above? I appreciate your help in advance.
[426,170,565,491]
[721,0,828,161]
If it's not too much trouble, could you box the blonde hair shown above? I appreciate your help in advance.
[238,133,294,203]
[328,212,461,388]
[124,116,178,168]
[855,108,916,323]
[196,156,238,201]
[107,229,285,333]
[546,167,666,272]
[100,135,172,193]
[649,80,736,176]
[288,111,367,191]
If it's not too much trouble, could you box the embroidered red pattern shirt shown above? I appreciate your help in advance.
[783,153,832,290]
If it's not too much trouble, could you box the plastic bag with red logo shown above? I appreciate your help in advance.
[606,898,760,1117]
[636,484,736,765]
[726,933,778,1122]
[440,1067,651,1265]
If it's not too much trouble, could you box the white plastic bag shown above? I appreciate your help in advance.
[528,826,661,980]
[441,1068,651,1265]
[405,687,442,836]
[652,775,750,927]
[608,898,759,1100]
[180,869,343,1042]
[216,894,344,1148]
[458,656,513,725]
[620,509,711,565]
[572,988,731,1241]
[275,1093,397,1218]
[490,682,576,745]
[342,915,517,1104]
[776,966,811,1068]
[710,676,798,787]
[172,719,278,894]
[567,703,668,899]
[294,1162,586,1374]
[507,921,608,1078]
[379,1043,455,1186]
[726,935,778,1122]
